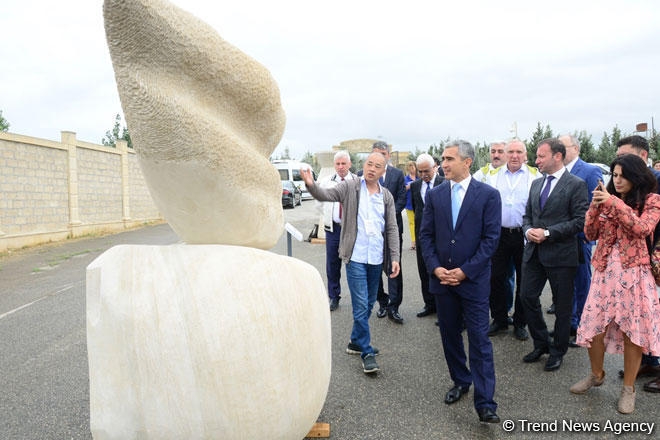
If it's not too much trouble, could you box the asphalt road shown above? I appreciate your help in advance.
[0,200,657,439]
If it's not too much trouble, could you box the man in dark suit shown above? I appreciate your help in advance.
[521,138,588,372]
[559,134,602,346]
[418,140,502,423]
[615,135,660,392]
[410,153,444,318]
[371,141,407,324]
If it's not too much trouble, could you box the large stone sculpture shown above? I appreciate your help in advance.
[103,0,285,248]
[87,1,331,438]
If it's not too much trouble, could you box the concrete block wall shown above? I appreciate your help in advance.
[128,154,158,220]
[0,131,162,252]
[77,146,123,223]
[0,138,69,236]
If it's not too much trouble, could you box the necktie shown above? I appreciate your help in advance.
[339,177,344,219]
[452,183,462,228]
[423,181,431,204]
[539,175,554,210]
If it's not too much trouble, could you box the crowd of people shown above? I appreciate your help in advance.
[301,135,660,423]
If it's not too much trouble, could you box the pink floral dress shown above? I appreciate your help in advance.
[576,194,660,355]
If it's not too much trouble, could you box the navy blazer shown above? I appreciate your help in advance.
[570,158,602,203]
[418,179,502,293]
[382,165,406,233]
[570,158,602,241]
[410,174,445,235]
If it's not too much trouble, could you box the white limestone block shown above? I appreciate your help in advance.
[86,245,331,439]
[103,0,286,248]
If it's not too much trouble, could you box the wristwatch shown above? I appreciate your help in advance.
[544,229,550,237]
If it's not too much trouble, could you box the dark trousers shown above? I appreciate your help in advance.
[521,250,576,357]
[490,228,525,328]
[325,224,342,300]
[571,239,592,330]
[416,243,435,310]
[378,227,403,311]
[434,285,497,411]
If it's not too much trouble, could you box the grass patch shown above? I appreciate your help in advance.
[46,250,92,267]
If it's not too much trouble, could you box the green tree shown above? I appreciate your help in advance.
[595,131,616,165]
[576,130,597,163]
[102,113,132,148]
[594,125,623,166]
[0,110,9,131]
[610,125,622,148]
[408,147,426,162]
[471,141,489,173]
[427,137,450,161]
[524,122,554,165]
[301,151,319,174]
[349,152,364,174]
[649,127,660,161]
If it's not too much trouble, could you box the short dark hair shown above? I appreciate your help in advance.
[372,141,389,151]
[616,135,649,152]
[537,138,566,160]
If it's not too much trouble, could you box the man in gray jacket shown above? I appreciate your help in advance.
[301,152,400,375]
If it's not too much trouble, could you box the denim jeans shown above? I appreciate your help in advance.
[346,260,382,358]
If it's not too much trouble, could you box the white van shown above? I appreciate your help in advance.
[272,160,317,200]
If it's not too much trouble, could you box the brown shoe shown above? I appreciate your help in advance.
[643,376,660,393]
[617,385,636,414]
[570,371,605,394]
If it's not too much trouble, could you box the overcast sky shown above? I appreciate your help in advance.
[2,0,659,159]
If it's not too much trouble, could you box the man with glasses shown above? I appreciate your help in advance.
[410,153,444,319]
[301,153,400,375]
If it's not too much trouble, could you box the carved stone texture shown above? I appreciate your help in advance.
[87,245,331,439]
[103,0,286,248]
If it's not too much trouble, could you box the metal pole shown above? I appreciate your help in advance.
[287,232,292,257]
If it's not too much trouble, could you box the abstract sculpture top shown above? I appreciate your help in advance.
[104,0,286,249]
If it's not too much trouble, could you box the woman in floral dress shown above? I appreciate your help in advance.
[570,154,660,414]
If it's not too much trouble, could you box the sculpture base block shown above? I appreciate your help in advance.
[86,244,331,439]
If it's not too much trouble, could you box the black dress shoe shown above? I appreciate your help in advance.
[376,307,387,318]
[488,321,508,336]
[523,347,549,363]
[477,408,500,423]
[444,385,469,404]
[513,326,529,341]
[329,298,339,311]
[416,306,436,317]
[544,355,563,371]
[388,310,404,324]
[546,303,555,314]
[644,377,660,393]
[618,364,660,378]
